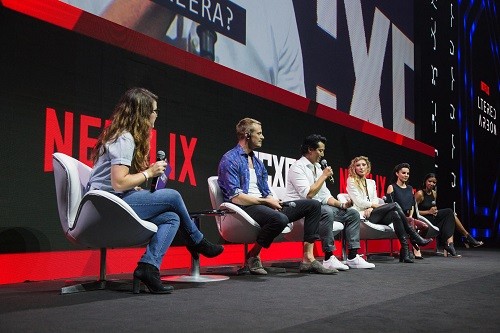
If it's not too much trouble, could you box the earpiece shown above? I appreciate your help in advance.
[245,132,250,140]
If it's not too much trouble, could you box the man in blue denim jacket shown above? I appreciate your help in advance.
[217,118,336,275]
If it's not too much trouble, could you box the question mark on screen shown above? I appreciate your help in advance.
[226,7,233,30]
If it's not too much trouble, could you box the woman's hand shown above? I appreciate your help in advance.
[146,160,168,178]
[429,206,438,216]
[364,207,374,218]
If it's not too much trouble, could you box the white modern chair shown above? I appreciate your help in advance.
[52,153,157,294]
[337,193,397,258]
[207,176,291,272]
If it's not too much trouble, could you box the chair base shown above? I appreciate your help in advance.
[162,274,229,283]
[60,279,142,294]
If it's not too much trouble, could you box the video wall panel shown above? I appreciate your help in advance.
[0,1,434,253]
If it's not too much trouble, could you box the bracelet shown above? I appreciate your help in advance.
[340,203,345,209]
[141,171,149,181]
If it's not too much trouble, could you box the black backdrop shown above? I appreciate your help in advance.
[0,6,433,253]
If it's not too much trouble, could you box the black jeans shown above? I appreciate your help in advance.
[241,199,321,248]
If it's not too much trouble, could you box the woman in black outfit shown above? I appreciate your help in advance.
[415,173,460,256]
[416,173,482,256]
[386,163,431,259]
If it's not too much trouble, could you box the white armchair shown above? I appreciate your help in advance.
[52,153,157,294]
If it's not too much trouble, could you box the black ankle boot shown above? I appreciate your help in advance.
[187,238,224,258]
[443,242,462,258]
[463,234,484,248]
[399,240,414,263]
[133,262,174,294]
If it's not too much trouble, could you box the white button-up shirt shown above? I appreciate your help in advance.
[286,156,333,205]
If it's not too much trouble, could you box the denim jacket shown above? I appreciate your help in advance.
[218,144,271,202]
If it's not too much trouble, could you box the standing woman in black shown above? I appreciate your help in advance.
[415,173,462,257]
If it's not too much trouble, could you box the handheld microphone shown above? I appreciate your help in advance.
[320,159,334,183]
[150,150,166,192]
[281,201,296,208]
[383,193,394,203]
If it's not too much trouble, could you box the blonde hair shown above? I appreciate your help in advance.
[91,87,157,172]
[348,156,371,190]
[236,117,261,140]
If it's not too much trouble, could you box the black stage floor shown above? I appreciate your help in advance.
[1,247,499,332]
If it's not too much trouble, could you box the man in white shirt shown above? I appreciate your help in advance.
[286,134,375,269]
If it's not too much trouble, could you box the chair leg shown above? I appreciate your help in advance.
[61,248,137,294]
[162,216,229,283]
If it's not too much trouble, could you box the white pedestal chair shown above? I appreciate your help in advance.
[337,193,397,260]
[207,176,291,274]
[52,153,157,294]
[270,186,345,258]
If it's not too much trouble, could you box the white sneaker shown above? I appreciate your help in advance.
[323,256,349,271]
[346,254,375,269]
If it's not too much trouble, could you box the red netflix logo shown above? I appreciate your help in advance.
[44,107,199,186]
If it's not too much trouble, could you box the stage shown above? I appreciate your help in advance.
[1,248,499,332]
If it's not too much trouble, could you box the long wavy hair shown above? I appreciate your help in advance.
[348,155,371,190]
[91,87,157,172]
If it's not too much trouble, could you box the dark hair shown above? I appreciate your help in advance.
[422,173,436,189]
[300,134,327,155]
[392,163,410,182]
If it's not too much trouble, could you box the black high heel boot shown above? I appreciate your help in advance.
[399,239,414,263]
[394,204,432,247]
[392,214,413,263]
[133,262,174,294]
[187,238,224,258]
[443,242,462,258]
[405,223,432,247]
[463,234,484,248]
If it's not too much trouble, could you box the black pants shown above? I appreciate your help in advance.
[423,208,455,244]
[241,199,321,248]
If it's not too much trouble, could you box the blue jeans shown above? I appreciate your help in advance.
[121,188,204,269]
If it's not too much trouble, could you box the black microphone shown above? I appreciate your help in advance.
[383,193,394,203]
[281,201,296,208]
[150,150,166,192]
[320,159,334,183]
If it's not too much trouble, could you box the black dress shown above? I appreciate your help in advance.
[418,191,455,244]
